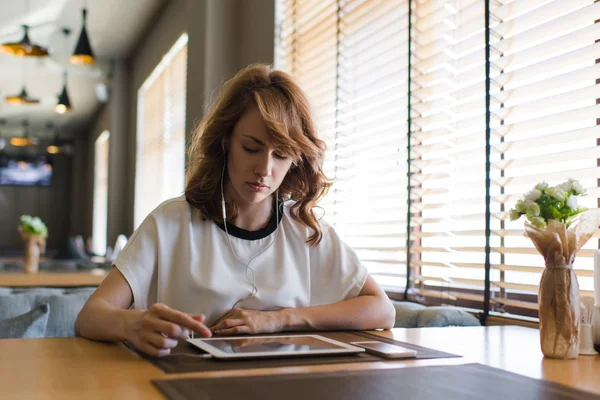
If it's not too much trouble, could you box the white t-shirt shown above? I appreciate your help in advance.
[114,196,368,326]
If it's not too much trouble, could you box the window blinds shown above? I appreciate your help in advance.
[488,0,600,315]
[275,0,600,318]
[276,0,410,290]
[135,37,188,228]
[408,0,488,308]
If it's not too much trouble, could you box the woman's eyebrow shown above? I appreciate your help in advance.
[242,134,265,146]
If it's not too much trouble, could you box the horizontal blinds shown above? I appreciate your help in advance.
[135,40,187,228]
[275,0,409,289]
[276,0,600,318]
[409,0,488,307]
[489,0,600,314]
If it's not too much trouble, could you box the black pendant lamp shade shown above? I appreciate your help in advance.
[70,8,95,64]
[5,87,40,105]
[55,72,72,114]
[0,25,49,57]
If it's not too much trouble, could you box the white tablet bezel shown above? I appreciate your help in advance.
[186,334,365,359]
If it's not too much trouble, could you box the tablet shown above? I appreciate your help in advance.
[186,334,365,359]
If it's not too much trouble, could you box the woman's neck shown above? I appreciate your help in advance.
[225,189,273,231]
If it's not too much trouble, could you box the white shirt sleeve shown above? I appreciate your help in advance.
[308,223,368,306]
[113,214,159,310]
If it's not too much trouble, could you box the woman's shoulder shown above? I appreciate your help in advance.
[146,195,194,225]
[281,200,333,240]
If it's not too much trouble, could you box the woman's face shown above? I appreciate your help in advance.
[225,105,293,206]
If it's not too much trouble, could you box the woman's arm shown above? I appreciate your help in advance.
[277,274,396,331]
[75,268,211,357]
[74,268,136,341]
[210,275,396,335]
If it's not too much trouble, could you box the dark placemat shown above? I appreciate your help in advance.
[153,363,600,400]
[128,331,460,374]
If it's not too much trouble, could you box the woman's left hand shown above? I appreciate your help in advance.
[209,308,282,335]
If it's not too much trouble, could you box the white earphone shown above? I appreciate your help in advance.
[220,159,280,309]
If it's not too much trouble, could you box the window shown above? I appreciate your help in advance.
[488,0,600,315]
[276,0,410,291]
[135,34,188,228]
[93,130,110,256]
[276,0,600,319]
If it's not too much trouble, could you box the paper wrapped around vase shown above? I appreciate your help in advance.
[19,231,46,274]
[524,209,600,359]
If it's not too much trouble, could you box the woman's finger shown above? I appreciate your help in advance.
[150,304,207,333]
[210,318,245,332]
[140,330,178,350]
[141,342,172,358]
[144,316,190,340]
[191,314,206,324]
[213,325,251,336]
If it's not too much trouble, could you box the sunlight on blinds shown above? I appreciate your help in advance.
[489,0,600,315]
[276,0,410,289]
[275,0,600,318]
[409,0,488,308]
[135,34,188,228]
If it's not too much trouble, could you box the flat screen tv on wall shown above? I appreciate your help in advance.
[0,155,52,186]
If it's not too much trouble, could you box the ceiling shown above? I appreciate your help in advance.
[0,0,165,140]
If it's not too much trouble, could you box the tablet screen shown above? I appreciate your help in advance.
[187,334,364,359]
[205,336,345,354]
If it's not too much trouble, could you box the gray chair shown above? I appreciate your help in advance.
[392,300,481,328]
[0,287,96,338]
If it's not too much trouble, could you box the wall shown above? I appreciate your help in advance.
[77,0,276,247]
[0,155,73,252]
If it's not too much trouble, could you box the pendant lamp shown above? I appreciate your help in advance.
[70,8,95,64]
[5,87,40,105]
[55,29,73,113]
[10,121,38,147]
[0,25,49,57]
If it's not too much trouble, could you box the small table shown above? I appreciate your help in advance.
[0,270,107,287]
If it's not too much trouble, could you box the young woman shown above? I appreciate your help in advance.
[75,64,395,357]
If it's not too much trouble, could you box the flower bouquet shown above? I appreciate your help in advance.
[18,215,48,274]
[509,179,600,359]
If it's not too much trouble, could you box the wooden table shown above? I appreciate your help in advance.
[0,326,598,399]
[0,270,107,287]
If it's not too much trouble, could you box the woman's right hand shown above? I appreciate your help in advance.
[124,303,212,357]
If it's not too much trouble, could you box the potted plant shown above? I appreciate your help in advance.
[18,215,48,274]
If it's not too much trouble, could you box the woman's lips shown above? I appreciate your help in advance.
[247,182,269,192]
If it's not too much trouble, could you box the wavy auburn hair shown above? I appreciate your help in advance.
[185,64,332,246]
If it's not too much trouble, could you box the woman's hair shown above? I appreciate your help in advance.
[185,64,332,246]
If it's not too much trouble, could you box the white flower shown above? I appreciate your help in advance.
[535,181,549,191]
[566,195,578,210]
[526,203,541,218]
[571,180,586,195]
[515,200,526,213]
[509,209,521,221]
[524,189,541,201]
[558,181,572,192]
[523,200,535,209]
[529,216,547,229]
[546,187,565,202]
